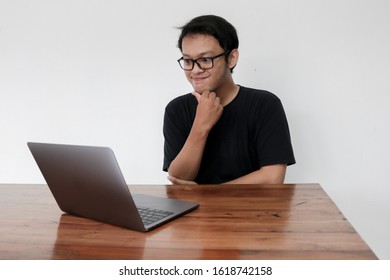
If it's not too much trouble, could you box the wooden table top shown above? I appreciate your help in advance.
[0,183,377,260]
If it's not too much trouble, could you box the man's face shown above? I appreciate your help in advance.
[181,34,231,94]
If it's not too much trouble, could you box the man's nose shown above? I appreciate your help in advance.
[192,62,205,73]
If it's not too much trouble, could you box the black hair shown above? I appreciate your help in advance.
[177,15,239,53]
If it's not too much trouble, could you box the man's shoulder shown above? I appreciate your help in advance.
[165,93,198,117]
[166,93,194,108]
[238,86,281,103]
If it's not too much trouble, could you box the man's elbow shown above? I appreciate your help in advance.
[167,167,196,182]
[261,164,287,184]
[267,176,285,184]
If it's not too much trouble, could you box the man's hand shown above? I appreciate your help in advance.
[168,176,198,185]
[192,90,223,133]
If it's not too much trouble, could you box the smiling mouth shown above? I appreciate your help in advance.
[192,76,208,82]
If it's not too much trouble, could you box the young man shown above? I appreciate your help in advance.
[163,15,295,185]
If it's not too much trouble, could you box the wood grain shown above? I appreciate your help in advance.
[0,184,377,259]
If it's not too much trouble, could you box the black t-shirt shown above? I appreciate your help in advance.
[163,86,295,184]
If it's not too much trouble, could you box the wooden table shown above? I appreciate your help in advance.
[0,183,377,260]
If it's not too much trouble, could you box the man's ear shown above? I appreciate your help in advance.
[228,49,239,70]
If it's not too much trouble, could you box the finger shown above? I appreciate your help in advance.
[168,176,186,185]
[168,175,187,185]
[168,176,197,185]
[202,90,211,98]
[209,91,216,99]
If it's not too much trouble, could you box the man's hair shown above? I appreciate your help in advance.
[177,15,239,72]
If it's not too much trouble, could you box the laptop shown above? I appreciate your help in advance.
[27,142,199,232]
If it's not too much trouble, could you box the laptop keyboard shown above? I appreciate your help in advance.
[137,206,174,226]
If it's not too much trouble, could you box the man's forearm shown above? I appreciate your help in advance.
[224,164,287,185]
[167,128,208,181]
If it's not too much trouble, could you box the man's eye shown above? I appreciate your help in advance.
[199,58,212,63]
[183,59,193,65]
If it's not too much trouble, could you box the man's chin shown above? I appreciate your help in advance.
[192,86,212,94]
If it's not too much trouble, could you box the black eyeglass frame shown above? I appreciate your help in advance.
[177,50,231,71]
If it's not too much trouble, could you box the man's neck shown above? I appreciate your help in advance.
[216,83,240,107]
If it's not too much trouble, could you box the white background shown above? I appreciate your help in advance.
[1,0,389,259]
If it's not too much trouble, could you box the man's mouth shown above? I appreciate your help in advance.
[192,76,208,82]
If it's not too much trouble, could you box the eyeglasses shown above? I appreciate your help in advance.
[177,50,230,71]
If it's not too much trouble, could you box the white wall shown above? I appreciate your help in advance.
[1,0,389,259]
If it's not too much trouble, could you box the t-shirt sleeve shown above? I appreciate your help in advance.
[255,96,295,167]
